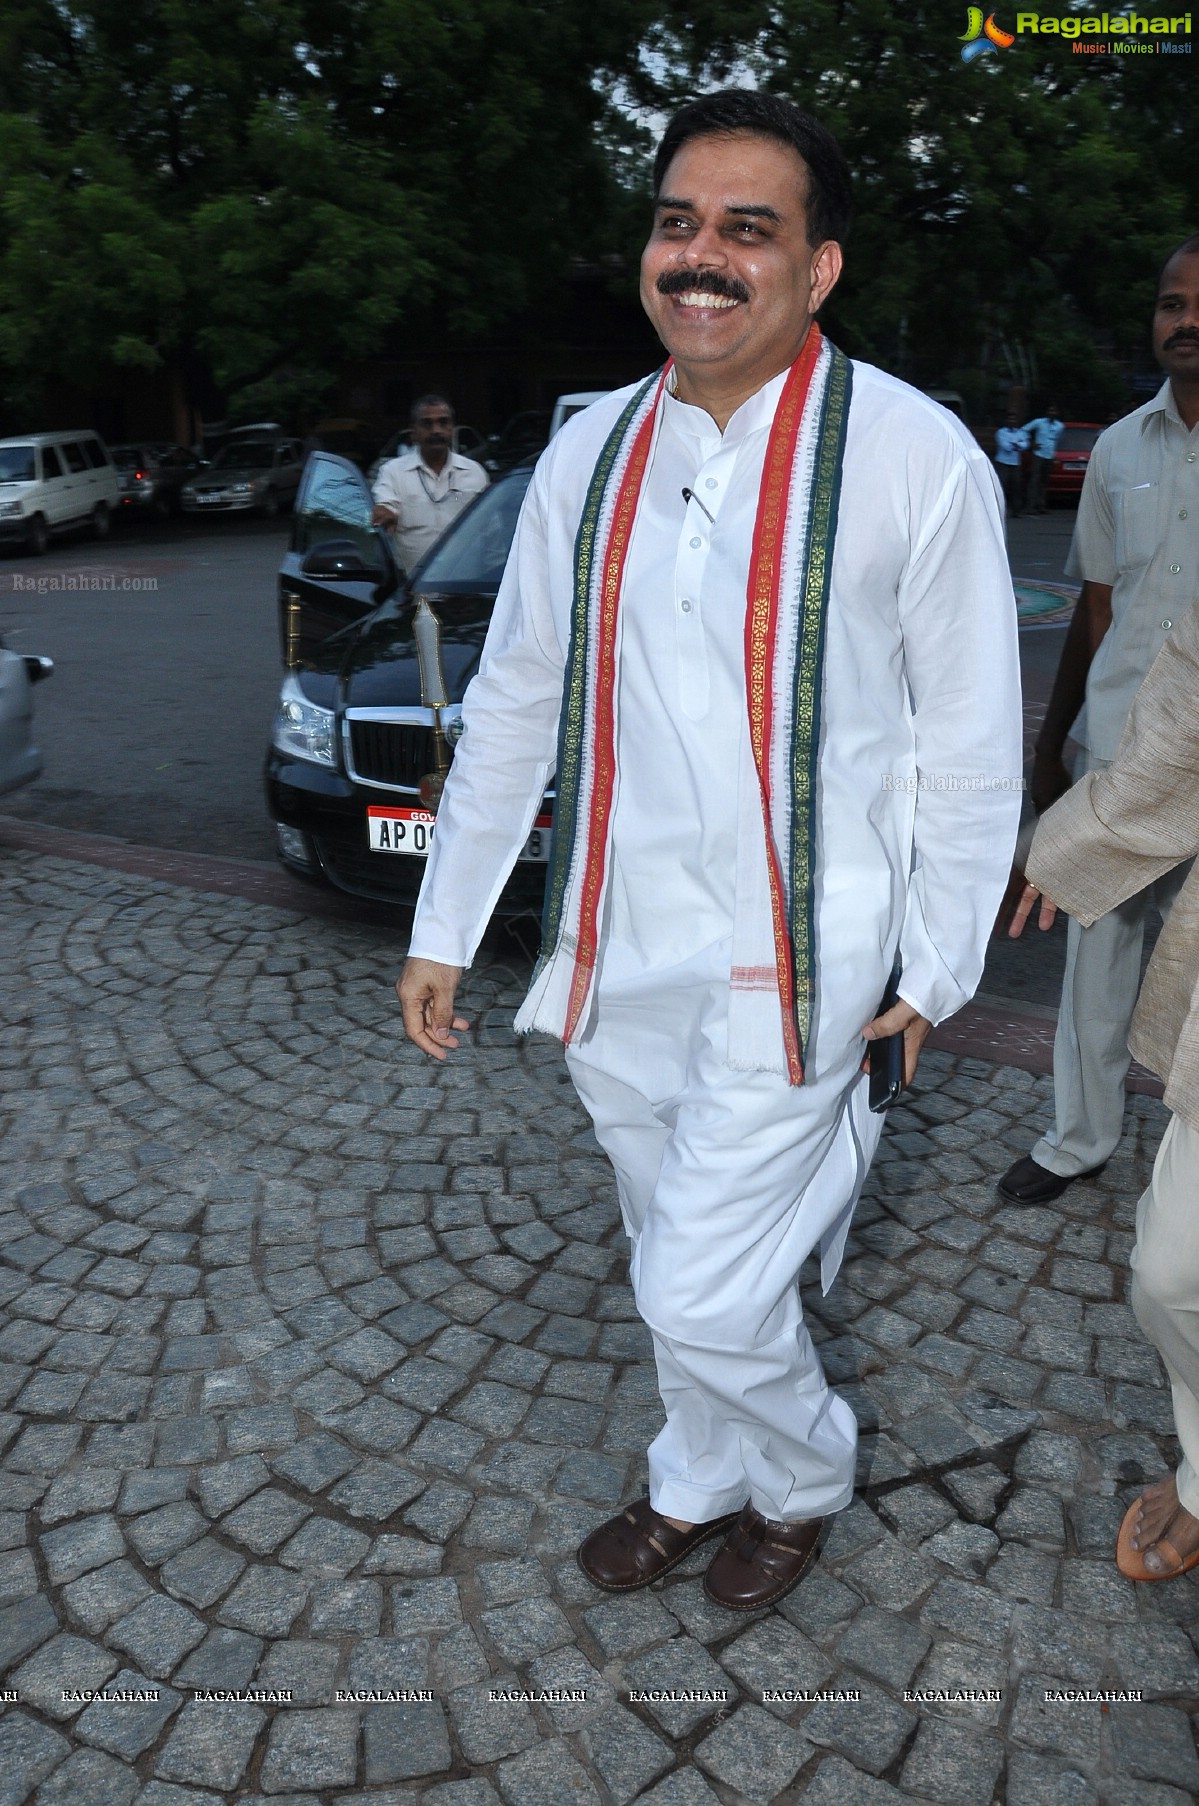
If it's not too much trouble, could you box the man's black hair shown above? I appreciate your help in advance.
[411,393,454,421]
[1159,233,1199,287]
[652,89,853,248]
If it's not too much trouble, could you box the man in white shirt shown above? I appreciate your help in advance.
[994,410,1029,516]
[371,394,489,572]
[397,91,1022,1610]
[1022,404,1065,514]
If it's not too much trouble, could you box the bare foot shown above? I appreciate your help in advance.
[1129,1474,1199,1574]
[662,1514,695,1533]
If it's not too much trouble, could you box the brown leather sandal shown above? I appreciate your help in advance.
[703,1505,826,1610]
[577,1496,741,1593]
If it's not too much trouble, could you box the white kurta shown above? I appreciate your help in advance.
[408,357,1022,1520]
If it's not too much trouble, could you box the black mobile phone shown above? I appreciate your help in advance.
[868,965,905,1114]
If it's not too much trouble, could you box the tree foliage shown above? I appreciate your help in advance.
[0,0,1193,421]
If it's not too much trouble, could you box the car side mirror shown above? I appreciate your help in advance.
[300,539,384,580]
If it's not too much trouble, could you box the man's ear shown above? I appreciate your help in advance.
[810,240,843,314]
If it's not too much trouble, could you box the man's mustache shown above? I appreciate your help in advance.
[656,269,750,304]
[1165,330,1199,350]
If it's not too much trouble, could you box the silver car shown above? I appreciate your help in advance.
[180,439,305,517]
[0,640,52,795]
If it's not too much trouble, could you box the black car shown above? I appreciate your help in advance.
[266,452,550,909]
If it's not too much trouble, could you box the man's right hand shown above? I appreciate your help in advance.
[397,957,468,1061]
[1030,748,1071,815]
[371,502,397,527]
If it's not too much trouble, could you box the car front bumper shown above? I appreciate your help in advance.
[265,750,549,914]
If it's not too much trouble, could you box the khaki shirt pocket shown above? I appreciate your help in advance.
[1115,483,1160,574]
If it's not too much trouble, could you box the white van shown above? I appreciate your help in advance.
[0,431,122,555]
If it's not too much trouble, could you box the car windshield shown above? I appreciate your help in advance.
[414,468,533,591]
[113,449,151,470]
[1058,427,1101,453]
[0,447,36,482]
[212,442,275,469]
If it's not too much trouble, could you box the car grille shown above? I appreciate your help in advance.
[348,720,437,789]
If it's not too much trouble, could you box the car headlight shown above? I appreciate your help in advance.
[272,675,336,767]
[230,481,259,494]
[0,501,24,518]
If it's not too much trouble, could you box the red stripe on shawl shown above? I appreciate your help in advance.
[743,327,823,1085]
[562,381,665,1042]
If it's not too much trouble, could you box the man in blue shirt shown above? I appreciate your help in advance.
[993,410,1029,516]
[1023,403,1065,513]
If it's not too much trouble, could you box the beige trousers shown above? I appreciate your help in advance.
[1130,1112,1199,1519]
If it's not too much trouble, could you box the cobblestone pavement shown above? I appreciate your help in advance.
[3,851,1198,1806]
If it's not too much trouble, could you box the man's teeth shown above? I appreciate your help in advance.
[675,291,739,308]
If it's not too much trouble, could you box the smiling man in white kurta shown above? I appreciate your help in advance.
[398,90,1023,1611]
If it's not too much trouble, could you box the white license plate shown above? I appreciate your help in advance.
[196,493,225,503]
[1062,462,1087,471]
[368,807,552,862]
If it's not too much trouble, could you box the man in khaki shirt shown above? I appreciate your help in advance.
[1000,233,1199,1207]
[1013,582,1199,1578]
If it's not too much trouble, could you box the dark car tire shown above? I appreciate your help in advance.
[25,515,49,557]
[92,503,111,541]
[261,489,280,519]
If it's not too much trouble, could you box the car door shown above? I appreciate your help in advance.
[59,440,91,520]
[38,444,71,526]
[278,453,397,667]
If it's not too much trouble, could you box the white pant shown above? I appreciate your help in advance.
[566,942,876,1523]
[1034,754,1189,1177]
[1131,1113,1199,1520]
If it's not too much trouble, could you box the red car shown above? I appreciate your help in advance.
[1046,422,1104,501]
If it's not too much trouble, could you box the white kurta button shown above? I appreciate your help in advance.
[1163,620,1173,630]
[705,478,718,489]
[1171,565,1182,575]
[680,599,692,613]
[689,536,702,549]
[1181,510,1189,520]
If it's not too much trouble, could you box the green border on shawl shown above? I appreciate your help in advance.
[534,372,661,977]
[789,345,852,1056]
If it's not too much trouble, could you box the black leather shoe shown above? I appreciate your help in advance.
[997,1154,1106,1204]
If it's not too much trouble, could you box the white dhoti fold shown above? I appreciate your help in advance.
[566,938,883,1523]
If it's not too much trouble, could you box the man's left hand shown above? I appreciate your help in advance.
[1008,882,1059,938]
[861,1000,932,1086]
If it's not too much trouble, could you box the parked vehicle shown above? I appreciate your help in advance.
[481,410,551,475]
[549,391,610,436]
[111,444,205,518]
[366,422,486,484]
[0,639,52,795]
[1047,423,1104,501]
[180,439,305,517]
[0,431,120,555]
[266,451,549,908]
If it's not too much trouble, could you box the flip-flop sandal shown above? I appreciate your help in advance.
[1116,1495,1199,1581]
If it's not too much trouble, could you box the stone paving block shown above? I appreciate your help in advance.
[32,1746,139,1806]
[11,1631,118,1718]
[920,1577,1012,1648]
[347,1635,431,1690]
[125,1503,207,1566]
[996,1487,1067,1549]
[271,1432,358,1494]
[900,1717,1005,1806]
[109,1594,206,1679]
[330,1460,426,1521]
[1008,1672,1101,1762]
[60,1560,149,1637]
[363,1699,453,1783]
[910,1639,1007,1726]
[1004,1749,1096,1806]
[256,1638,341,1706]
[159,1536,246,1609]
[804,1675,916,1773]
[582,1590,679,1660]
[459,1496,536,1552]
[777,1570,859,1639]
[837,1610,931,1690]
[258,1708,360,1792]
[196,1453,271,1518]
[661,1577,765,1645]
[74,1668,182,1759]
[1109,1701,1199,1790]
[391,1576,463,1635]
[309,1579,383,1636]
[477,1557,551,1608]
[404,1480,473,1541]
[525,1646,612,1731]
[0,1547,37,1608]
[279,1516,373,1577]
[985,1544,1059,1608]
[621,1636,737,1737]
[0,1710,70,1802]
[634,1770,725,1805]
[222,1487,313,1554]
[448,1678,541,1763]
[117,1470,188,1515]
[844,1533,941,1609]
[1011,1604,1109,1684]
[480,1596,575,1664]
[217,1568,310,1638]
[327,1397,419,1453]
[225,1403,298,1454]
[584,1706,675,1805]
[923,1520,999,1579]
[433,1623,491,1689]
[494,1738,601,1806]
[154,1699,265,1791]
[173,1627,263,1690]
